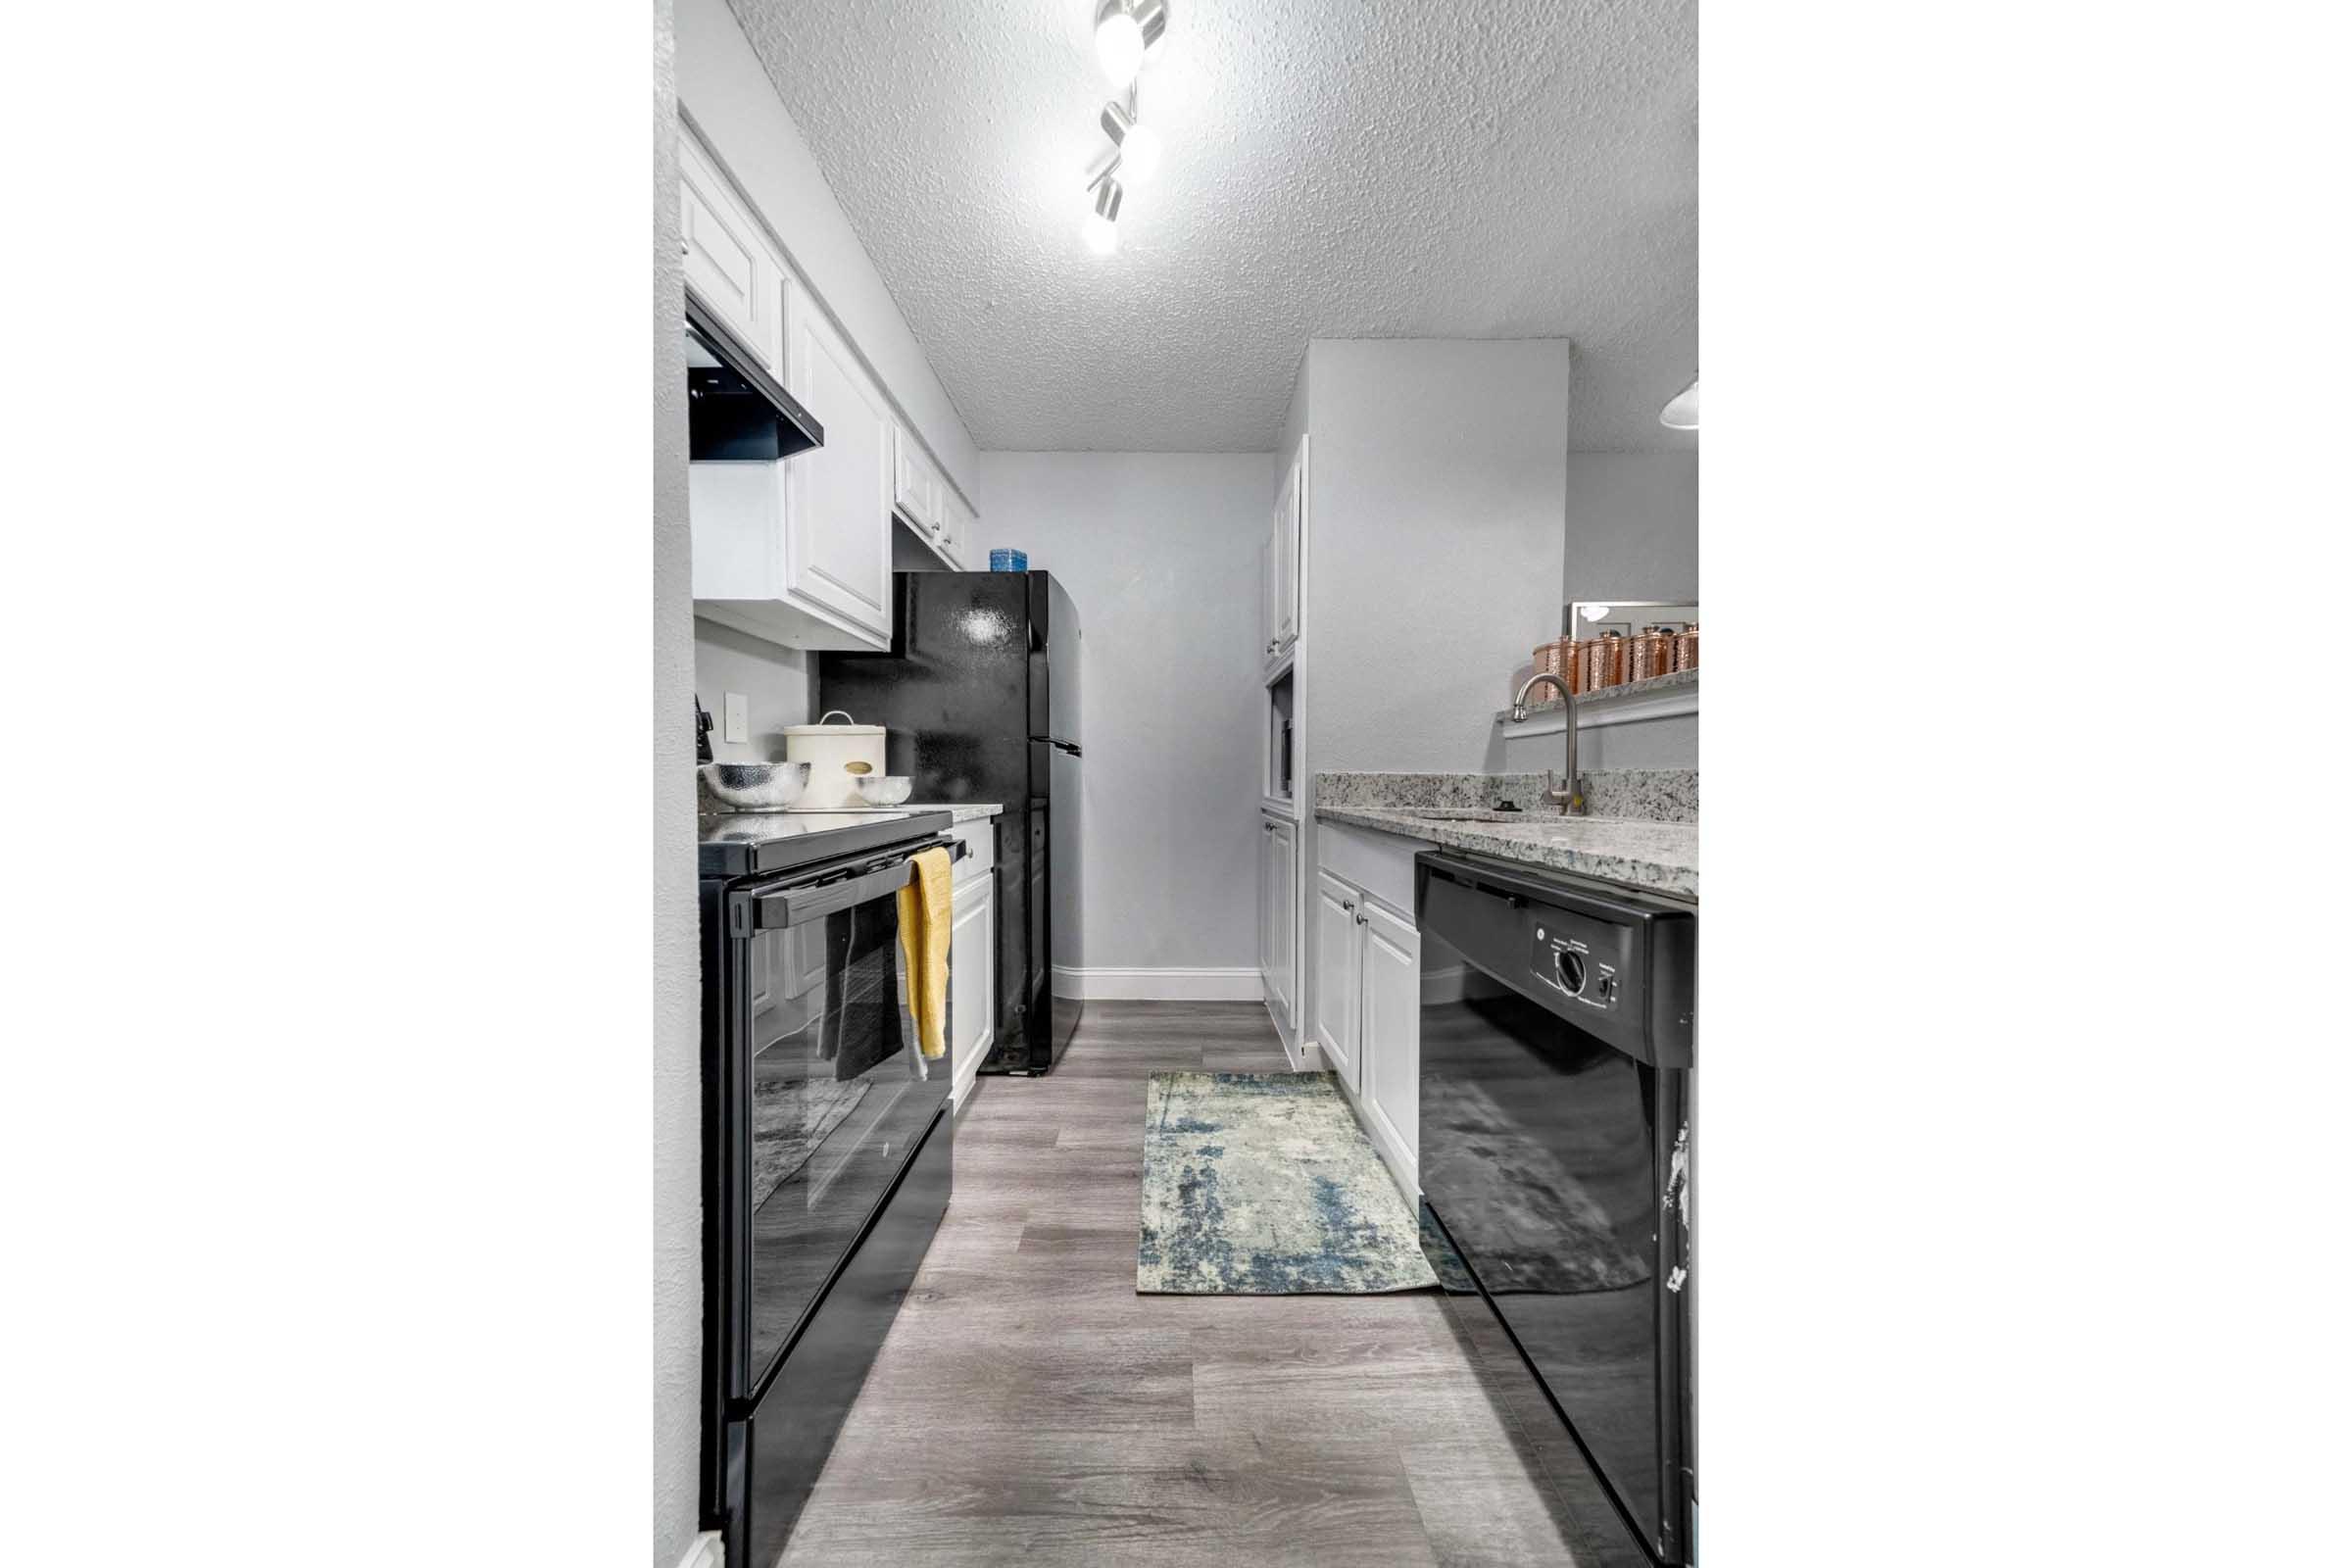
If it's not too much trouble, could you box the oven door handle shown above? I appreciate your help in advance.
[749,838,963,931]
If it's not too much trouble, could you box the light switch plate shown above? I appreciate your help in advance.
[722,693,749,744]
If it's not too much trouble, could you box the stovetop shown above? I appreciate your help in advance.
[697,807,955,879]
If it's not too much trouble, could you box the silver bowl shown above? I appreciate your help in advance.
[699,760,810,810]
[854,774,914,807]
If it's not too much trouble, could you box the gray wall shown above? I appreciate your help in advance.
[651,1,702,1562]
[694,616,814,761]
[1521,448,1701,772]
[1561,450,1698,611]
[1303,339,1573,773]
[975,452,1278,973]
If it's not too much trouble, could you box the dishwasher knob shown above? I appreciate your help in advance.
[1554,949,1587,996]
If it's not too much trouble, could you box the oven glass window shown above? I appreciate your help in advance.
[745,885,945,1379]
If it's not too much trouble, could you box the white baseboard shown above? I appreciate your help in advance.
[1054,965,1264,1002]
[673,1531,723,1568]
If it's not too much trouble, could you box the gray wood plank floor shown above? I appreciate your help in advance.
[777,1000,1584,1567]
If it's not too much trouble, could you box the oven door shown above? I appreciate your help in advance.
[720,841,954,1401]
[1416,860,1693,1564]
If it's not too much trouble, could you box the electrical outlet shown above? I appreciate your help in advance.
[722,693,749,744]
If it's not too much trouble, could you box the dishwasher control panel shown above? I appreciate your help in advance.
[1533,923,1620,1011]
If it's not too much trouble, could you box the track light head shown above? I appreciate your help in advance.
[1094,0,1144,86]
[1083,176,1124,255]
[1100,96,1163,183]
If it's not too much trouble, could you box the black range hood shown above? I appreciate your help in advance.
[686,293,822,462]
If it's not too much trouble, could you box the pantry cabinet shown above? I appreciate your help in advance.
[1258,813,1297,1034]
[1272,445,1301,650]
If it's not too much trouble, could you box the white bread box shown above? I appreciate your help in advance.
[782,710,888,810]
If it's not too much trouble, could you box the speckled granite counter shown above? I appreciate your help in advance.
[1314,771,1698,901]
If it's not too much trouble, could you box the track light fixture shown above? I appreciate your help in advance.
[1084,176,1124,256]
[1659,376,1699,431]
[1079,2,1171,255]
[1093,0,1168,87]
[1100,92,1163,183]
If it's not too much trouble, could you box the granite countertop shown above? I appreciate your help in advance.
[1314,771,1697,901]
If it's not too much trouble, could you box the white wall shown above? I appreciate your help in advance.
[676,0,980,510]
[694,616,814,761]
[1303,339,1573,772]
[976,452,1278,979]
[652,3,704,1564]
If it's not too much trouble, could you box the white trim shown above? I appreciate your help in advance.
[1503,681,1699,735]
[673,1531,723,1568]
[1053,965,1265,1002]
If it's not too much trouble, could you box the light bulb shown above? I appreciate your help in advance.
[1095,6,1144,85]
[1659,376,1699,431]
[1121,121,1164,182]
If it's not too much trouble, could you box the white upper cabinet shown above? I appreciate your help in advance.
[683,115,981,646]
[941,483,976,566]
[678,131,782,376]
[892,424,939,536]
[1273,440,1303,650]
[781,286,894,638]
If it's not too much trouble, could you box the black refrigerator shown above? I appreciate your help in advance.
[818,569,1082,1073]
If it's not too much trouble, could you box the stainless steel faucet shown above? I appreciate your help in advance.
[1510,670,1586,814]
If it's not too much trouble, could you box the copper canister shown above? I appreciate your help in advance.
[1532,641,1560,679]
[1632,625,1675,683]
[1672,622,1699,672]
[1583,630,1627,691]
[1557,637,1584,694]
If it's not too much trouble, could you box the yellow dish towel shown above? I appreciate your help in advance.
[896,847,954,1060]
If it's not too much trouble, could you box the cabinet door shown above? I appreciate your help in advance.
[1312,871,1361,1089]
[1359,901,1420,1168]
[1257,819,1276,1002]
[951,871,996,1099]
[1272,456,1299,647]
[1268,818,1298,1026]
[941,485,974,564]
[893,426,931,530]
[784,289,893,637]
[678,132,782,376]
[1257,532,1276,666]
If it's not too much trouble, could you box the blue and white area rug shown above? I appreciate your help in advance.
[1138,1071,1438,1294]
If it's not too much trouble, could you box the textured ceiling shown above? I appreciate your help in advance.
[727,0,1695,452]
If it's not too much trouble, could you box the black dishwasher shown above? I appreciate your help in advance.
[1415,850,1697,1565]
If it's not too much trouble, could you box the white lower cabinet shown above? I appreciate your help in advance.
[1313,838,1421,1192]
[1258,813,1298,1038]
[949,863,997,1109]
[1357,901,1419,1172]
[1312,869,1360,1089]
